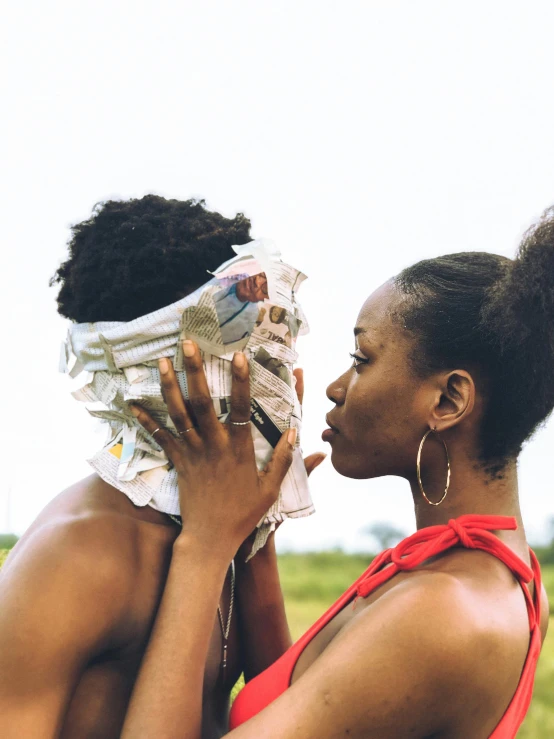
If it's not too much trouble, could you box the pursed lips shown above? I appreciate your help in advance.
[325,415,340,433]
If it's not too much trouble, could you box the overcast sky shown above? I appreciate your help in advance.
[2,1,554,550]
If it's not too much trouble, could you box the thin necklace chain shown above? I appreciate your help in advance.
[217,560,236,640]
[166,513,235,681]
[217,560,235,681]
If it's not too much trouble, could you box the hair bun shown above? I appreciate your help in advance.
[511,207,554,324]
[483,207,554,350]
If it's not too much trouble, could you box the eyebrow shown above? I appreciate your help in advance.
[353,327,366,337]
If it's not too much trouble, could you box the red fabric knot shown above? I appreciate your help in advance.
[447,518,476,549]
[356,515,525,599]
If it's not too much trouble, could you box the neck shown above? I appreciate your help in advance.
[91,474,178,528]
[408,447,524,535]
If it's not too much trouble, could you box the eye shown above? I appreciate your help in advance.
[349,352,370,368]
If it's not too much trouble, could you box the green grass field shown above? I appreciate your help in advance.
[1,548,552,735]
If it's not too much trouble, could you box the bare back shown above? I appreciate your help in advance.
[0,475,240,739]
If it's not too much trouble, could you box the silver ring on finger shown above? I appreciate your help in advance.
[152,427,163,438]
[178,427,195,435]
[230,420,251,426]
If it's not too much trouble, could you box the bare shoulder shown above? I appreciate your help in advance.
[4,474,165,585]
[1,476,179,648]
[7,502,131,564]
[353,569,494,666]
[328,571,491,694]
[1,504,138,624]
[233,572,501,738]
[408,550,534,675]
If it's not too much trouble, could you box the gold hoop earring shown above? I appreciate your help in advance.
[416,428,451,506]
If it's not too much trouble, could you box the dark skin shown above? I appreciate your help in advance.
[122,282,548,738]
[234,273,268,303]
[0,366,322,739]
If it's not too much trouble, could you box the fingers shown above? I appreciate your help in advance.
[229,351,251,426]
[293,368,304,405]
[182,340,222,438]
[130,404,178,461]
[158,357,199,444]
[260,428,297,499]
[229,353,255,463]
[304,452,326,477]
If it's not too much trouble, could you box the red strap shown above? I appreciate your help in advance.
[356,515,535,628]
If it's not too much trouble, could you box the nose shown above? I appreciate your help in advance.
[255,275,268,294]
[326,373,347,405]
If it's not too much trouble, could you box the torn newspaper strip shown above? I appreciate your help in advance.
[61,238,314,558]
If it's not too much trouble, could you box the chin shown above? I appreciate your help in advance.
[329,449,375,480]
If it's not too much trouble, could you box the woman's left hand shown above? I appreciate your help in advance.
[130,340,296,561]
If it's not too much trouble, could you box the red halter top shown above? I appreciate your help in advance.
[230,515,543,737]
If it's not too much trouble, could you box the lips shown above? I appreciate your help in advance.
[325,415,340,433]
[322,414,340,443]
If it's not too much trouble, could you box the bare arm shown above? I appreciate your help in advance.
[234,533,292,682]
[235,452,325,681]
[122,535,229,738]
[121,346,295,736]
[0,518,128,737]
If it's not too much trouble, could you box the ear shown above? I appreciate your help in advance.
[429,370,475,431]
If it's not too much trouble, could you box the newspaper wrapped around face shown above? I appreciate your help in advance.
[60,238,314,558]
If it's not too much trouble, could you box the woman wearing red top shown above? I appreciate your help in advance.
[122,207,554,738]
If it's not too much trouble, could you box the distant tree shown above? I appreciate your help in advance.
[364,522,406,551]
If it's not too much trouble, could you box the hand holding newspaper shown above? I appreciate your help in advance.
[61,239,314,558]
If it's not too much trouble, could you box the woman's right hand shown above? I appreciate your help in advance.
[130,340,296,561]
